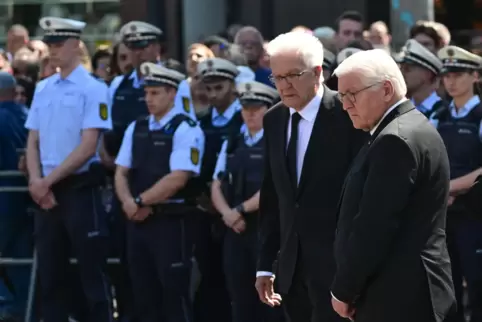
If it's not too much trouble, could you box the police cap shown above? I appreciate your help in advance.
[197,58,239,82]
[120,21,162,49]
[140,62,186,89]
[401,39,442,75]
[438,46,482,73]
[323,49,336,70]
[39,17,86,44]
[337,47,362,65]
[237,81,279,107]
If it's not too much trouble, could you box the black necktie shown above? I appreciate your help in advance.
[287,112,301,191]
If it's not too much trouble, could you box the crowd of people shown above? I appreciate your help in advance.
[0,8,481,322]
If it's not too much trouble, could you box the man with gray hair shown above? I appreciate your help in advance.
[255,31,366,322]
[331,49,456,322]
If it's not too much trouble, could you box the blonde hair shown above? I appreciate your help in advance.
[188,43,215,58]
[79,40,92,72]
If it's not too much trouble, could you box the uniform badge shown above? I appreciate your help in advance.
[45,20,51,27]
[190,147,200,165]
[182,97,190,113]
[206,59,214,71]
[143,65,150,76]
[130,24,137,32]
[447,48,454,57]
[245,83,252,91]
[99,103,108,121]
[346,51,352,58]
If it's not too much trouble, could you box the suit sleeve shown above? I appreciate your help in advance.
[331,134,417,303]
[257,113,281,273]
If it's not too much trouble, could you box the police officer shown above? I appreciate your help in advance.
[106,21,195,157]
[211,81,280,322]
[194,57,244,322]
[114,62,204,322]
[24,17,112,322]
[430,45,482,322]
[0,72,30,319]
[399,39,443,118]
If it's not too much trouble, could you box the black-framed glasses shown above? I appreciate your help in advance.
[338,82,382,104]
[269,69,311,85]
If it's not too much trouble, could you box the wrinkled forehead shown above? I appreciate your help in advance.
[337,71,364,91]
[269,50,307,73]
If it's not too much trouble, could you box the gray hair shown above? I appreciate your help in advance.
[266,32,325,69]
[334,49,407,97]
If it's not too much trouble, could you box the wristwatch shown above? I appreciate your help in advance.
[235,204,246,216]
[134,196,144,207]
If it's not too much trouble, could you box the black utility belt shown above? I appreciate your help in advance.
[151,203,198,216]
[52,172,98,191]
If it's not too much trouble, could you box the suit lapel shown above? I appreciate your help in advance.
[297,86,336,198]
[371,100,415,141]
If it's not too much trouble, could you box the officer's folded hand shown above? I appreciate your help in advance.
[39,191,57,210]
[132,207,153,222]
[29,177,51,205]
[222,208,245,233]
[122,198,139,219]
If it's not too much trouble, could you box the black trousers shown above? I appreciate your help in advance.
[127,214,194,322]
[283,246,344,322]
[35,182,112,322]
[193,214,232,322]
[447,215,482,322]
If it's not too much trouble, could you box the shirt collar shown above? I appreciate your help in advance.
[244,128,264,140]
[450,95,481,115]
[212,99,242,121]
[289,86,324,122]
[412,91,440,113]
[370,98,407,135]
[148,107,178,129]
[54,64,88,84]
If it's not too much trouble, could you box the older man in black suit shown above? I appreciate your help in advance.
[255,31,366,322]
[331,49,456,322]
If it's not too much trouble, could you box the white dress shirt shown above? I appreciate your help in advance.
[256,87,324,278]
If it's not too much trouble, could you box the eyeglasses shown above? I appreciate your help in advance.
[269,69,311,85]
[337,82,382,104]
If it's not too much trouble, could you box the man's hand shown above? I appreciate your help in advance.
[255,276,282,307]
[222,209,243,228]
[232,217,246,234]
[122,198,139,220]
[331,297,355,320]
[18,155,27,176]
[132,207,153,222]
[38,190,58,210]
[448,195,456,206]
[29,177,50,204]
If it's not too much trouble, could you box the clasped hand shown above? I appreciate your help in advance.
[222,208,246,233]
[332,297,356,321]
[29,177,57,210]
[123,198,152,222]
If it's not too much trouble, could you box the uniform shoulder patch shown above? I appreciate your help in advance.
[182,97,190,113]
[99,103,108,121]
[190,147,200,165]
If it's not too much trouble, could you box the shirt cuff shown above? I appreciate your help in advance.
[256,271,274,278]
[331,292,343,303]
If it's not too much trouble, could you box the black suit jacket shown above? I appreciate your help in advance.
[258,85,366,294]
[332,101,456,322]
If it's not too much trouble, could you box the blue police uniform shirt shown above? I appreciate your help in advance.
[115,108,205,175]
[0,101,28,171]
[255,67,275,88]
[212,128,264,180]
[429,95,482,141]
[25,65,112,176]
[412,91,440,115]
[211,99,242,127]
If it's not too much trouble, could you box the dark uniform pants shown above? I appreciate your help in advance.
[447,215,482,322]
[193,214,232,322]
[223,228,284,322]
[34,181,112,322]
[126,214,194,322]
